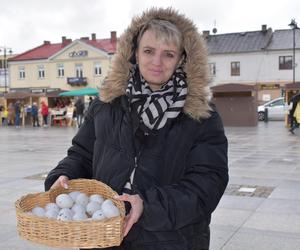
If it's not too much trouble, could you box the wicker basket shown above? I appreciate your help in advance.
[15,179,125,249]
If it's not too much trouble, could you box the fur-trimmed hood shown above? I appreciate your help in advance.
[100,7,211,119]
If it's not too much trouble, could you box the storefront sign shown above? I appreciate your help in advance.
[68,50,88,58]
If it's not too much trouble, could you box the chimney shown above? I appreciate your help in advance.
[43,41,50,45]
[80,37,89,41]
[261,24,267,33]
[110,31,117,43]
[202,30,210,39]
[62,36,66,43]
[91,33,96,41]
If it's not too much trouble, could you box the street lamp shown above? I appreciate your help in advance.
[0,46,13,93]
[288,19,299,84]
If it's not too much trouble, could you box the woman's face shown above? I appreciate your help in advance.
[136,29,181,91]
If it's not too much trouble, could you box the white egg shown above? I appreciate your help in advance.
[101,200,120,218]
[101,199,115,208]
[92,209,106,220]
[102,204,120,218]
[73,211,88,221]
[57,208,73,221]
[89,194,104,204]
[56,194,74,208]
[71,203,86,214]
[45,209,59,219]
[45,203,59,212]
[75,193,89,207]
[32,207,46,217]
[69,191,81,202]
[86,201,101,216]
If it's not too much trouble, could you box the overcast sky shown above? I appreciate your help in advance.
[1,0,300,54]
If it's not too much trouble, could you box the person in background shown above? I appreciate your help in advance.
[7,103,15,126]
[88,96,93,107]
[44,8,228,250]
[14,100,21,128]
[41,101,49,127]
[289,93,300,134]
[31,102,40,127]
[2,107,8,126]
[65,102,75,127]
[74,98,85,128]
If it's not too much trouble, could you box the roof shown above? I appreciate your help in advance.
[267,29,300,50]
[9,37,117,62]
[206,29,273,54]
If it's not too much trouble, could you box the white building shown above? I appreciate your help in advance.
[205,25,300,103]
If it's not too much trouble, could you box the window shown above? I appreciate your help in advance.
[38,65,45,79]
[279,56,292,70]
[75,64,83,78]
[19,66,25,79]
[231,61,240,76]
[57,64,64,77]
[94,62,102,76]
[209,63,216,76]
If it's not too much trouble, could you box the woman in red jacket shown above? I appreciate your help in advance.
[41,101,49,127]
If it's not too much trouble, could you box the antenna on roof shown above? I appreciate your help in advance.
[212,20,217,34]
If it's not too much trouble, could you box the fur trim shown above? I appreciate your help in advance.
[100,7,211,119]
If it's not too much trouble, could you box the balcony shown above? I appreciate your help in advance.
[67,77,87,86]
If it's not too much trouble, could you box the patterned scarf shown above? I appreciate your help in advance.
[126,65,187,131]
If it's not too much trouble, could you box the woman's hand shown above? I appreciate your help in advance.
[115,193,144,237]
[50,175,69,189]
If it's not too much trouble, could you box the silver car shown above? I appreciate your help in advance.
[257,97,286,121]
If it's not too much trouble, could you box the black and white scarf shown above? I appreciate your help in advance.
[126,65,187,131]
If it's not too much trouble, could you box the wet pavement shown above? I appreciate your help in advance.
[0,122,299,249]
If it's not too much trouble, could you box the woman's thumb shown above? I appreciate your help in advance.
[60,176,69,189]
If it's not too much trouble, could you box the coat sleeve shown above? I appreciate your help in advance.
[44,100,101,191]
[137,111,228,231]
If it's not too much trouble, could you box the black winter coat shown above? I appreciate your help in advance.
[45,96,228,250]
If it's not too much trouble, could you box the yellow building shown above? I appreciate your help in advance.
[7,32,117,106]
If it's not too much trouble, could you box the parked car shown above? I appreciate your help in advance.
[257,97,286,121]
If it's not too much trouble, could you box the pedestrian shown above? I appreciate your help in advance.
[7,102,15,126]
[74,98,84,128]
[41,101,49,127]
[88,96,93,107]
[31,102,40,127]
[44,8,228,250]
[14,100,21,128]
[289,93,300,134]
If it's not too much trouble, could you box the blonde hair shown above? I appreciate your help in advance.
[137,19,183,52]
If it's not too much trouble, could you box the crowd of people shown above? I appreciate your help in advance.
[0,96,93,128]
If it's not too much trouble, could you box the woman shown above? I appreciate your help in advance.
[45,8,228,250]
[41,101,49,127]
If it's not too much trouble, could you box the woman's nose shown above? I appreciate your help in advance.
[152,54,162,66]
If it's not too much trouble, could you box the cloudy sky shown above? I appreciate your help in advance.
[1,0,300,54]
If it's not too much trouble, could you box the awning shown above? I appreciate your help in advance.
[59,87,99,97]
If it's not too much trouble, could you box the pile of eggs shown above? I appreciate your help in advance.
[29,191,120,221]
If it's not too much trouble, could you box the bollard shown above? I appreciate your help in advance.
[264,107,268,122]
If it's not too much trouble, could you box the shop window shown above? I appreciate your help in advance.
[19,66,25,79]
[57,64,64,77]
[94,62,102,76]
[38,65,45,79]
[279,56,292,70]
[231,61,240,76]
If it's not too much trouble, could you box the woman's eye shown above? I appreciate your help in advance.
[165,52,175,58]
[144,49,152,54]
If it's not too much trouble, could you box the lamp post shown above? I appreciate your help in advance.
[0,46,13,93]
[288,19,299,84]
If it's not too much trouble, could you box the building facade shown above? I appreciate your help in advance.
[8,32,117,95]
[205,26,300,103]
